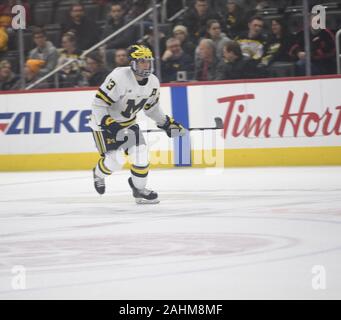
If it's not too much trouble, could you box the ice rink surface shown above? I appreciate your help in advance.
[0,166,341,299]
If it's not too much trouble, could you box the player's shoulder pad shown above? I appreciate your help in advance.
[109,66,130,80]
[148,73,160,87]
[101,67,130,92]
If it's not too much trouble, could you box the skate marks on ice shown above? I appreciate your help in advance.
[0,167,341,298]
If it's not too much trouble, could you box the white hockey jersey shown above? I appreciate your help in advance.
[91,67,166,127]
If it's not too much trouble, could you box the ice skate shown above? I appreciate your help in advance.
[128,177,159,204]
[93,168,105,195]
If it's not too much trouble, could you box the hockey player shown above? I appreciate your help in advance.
[89,44,186,204]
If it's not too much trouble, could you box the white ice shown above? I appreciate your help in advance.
[0,167,341,299]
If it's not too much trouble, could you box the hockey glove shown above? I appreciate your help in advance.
[157,115,186,138]
[100,115,124,137]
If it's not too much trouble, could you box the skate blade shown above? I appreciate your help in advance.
[135,198,160,204]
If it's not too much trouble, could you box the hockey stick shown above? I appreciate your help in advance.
[142,117,224,133]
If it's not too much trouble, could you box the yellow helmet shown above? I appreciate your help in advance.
[127,44,154,78]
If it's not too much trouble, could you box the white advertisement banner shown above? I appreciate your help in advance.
[0,88,172,155]
[187,77,341,149]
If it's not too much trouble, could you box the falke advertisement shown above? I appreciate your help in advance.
[0,110,91,135]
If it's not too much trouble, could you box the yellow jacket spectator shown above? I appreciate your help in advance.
[0,15,10,54]
[11,59,49,90]
[0,26,8,52]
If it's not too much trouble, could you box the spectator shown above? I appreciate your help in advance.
[80,51,108,87]
[113,48,129,68]
[58,32,83,60]
[222,0,246,38]
[215,40,258,80]
[0,14,15,54]
[11,59,49,90]
[244,0,270,19]
[289,25,336,76]
[172,25,196,57]
[57,32,84,88]
[194,38,218,81]
[204,19,231,60]
[0,0,31,26]
[254,0,270,10]
[62,3,100,51]
[182,0,221,42]
[102,3,137,49]
[0,18,9,57]
[1,0,32,52]
[28,27,58,77]
[161,37,194,83]
[0,3,13,56]
[125,0,151,21]
[0,13,11,29]
[260,18,294,67]
[0,5,11,19]
[138,26,167,57]
[235,15,267,61]
[0,59,18,90]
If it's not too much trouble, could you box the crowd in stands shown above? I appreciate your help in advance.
[0,0,339,91]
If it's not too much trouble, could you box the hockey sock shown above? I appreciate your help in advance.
[130,164,149,189]
[95,157,112,178]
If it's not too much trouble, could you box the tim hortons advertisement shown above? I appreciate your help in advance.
[187,77,341,149]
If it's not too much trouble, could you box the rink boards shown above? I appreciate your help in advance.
[0,75,341,171]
